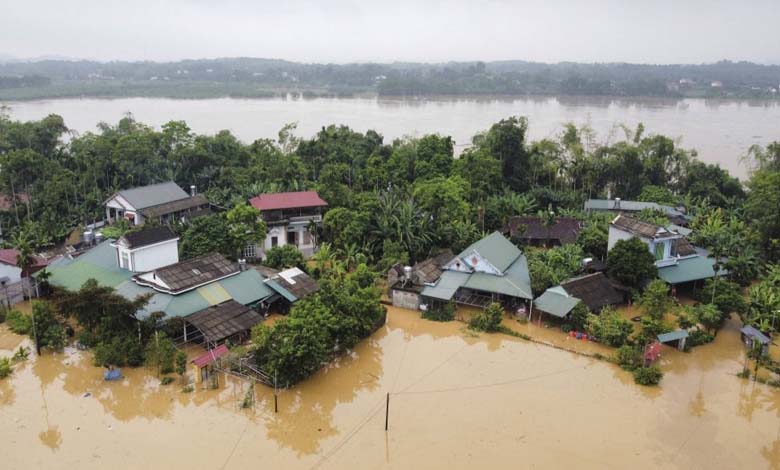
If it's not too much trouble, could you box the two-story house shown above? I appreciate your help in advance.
[104,181,210,226]
[247,191,328,260]
[608,215,721,287]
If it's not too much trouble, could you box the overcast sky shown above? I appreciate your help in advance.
[2,0,779,64]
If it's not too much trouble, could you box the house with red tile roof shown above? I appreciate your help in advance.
[0,248,48,282]
[247,191,328,260]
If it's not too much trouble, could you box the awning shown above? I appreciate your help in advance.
[740,325,771,345]
[534,289,580,318]
[185,300,264,344]
[191,344,230,368]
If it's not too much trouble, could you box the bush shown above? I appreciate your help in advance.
[687,329,714,347]
[77,330,98,348]
[586,307,633,347]
[265,245,306,270]
[93,336,144,367]
[0,357,12,379]
[633,365,663,386]
[469,302,504,333]
[0,306,7,323]
[182,385,194,393]
[160,376,175,385]
[616,345,642,371]
[5,309,31,335]
[422,301,455,322]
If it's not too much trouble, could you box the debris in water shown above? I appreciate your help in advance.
[83,392,91,398]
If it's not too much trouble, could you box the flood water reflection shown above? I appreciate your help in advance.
[2,306,780,469]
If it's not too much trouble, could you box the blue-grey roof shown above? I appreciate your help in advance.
[534,289,580,318]
[585,199,687,218]
[740,325,771,345]
[420,270,470,301]
[658,330,689,343]
[657,256,724,285]
[115,181,189,210]
[265,278,298,303]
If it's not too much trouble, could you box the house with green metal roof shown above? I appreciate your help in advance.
[42,238,279,321]
[420,231,533,310]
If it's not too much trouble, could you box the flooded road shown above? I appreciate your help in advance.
[2,307,779,469]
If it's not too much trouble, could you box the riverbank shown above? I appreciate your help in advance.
[2,306,778,469]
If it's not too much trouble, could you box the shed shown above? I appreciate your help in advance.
[657,329,689,351]
[184,300,264,347]
[740,325,772,355]
[191,344,230,384]
[534,288,581,318]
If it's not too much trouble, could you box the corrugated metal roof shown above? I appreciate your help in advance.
[534,290,580,318]
[191,344,230,368]
[222,269,276,304]
[658,330,689,343]
[420,270,470,301]
[657,256,720,285]
[740,325,771,345]
[458,231,521,274]
[585,199,686,217]
[249,191,328,211]
[265,279,298,303]
[115,181,189,210]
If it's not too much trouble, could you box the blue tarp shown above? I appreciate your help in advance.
[104,368,123,381]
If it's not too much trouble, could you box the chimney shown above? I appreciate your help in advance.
[190,185,197,197]
[403,265,412,286]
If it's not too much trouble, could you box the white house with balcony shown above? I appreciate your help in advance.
[112,226,180,273]
[246,191,328,260]
[608,214,722,287]
[104,181,210,226]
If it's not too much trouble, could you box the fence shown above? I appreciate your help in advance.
[0,278,37,308]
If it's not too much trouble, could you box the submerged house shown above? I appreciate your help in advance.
[247,191,328,260]
[420,232,533,309]
[104,181,210,226]
[534,272,623,321]
[503,216,582,247]
[387,250,453,310]
[260,266,320,311]
[585,198,691,226]
[43,226,285,346]
[608,214,722,287]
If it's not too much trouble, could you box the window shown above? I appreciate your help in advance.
[271,236,278,247]
[287,231,297,246]
[244,244,256,259]
[654,243,665,261]
[120,251,130,270]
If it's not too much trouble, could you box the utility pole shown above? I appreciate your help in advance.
[274,373,278,413]
[384,392,390,431]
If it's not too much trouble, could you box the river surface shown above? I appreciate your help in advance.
[4,95,780,179]
[2,306,780,470]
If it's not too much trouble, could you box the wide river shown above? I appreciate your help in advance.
[4,95,780,178]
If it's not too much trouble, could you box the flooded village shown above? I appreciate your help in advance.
[2,99,780,470]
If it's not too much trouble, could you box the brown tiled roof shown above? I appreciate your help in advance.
[146,253,238,293]
[185,300,263,344]
[254,265,281,278]
[275,270,319,300]
[561,272,623,312]
[140,194,209,218]
[673,238,697,257]
[120,226,178,249]
[412,250,453,284]
[611,215,677,240]
[504,217,582,244]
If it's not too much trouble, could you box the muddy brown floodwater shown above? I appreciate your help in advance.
[2,307,780,470]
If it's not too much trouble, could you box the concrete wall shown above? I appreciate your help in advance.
[0,263,22,283]
[116,239,179,273]
[392,289,420,310]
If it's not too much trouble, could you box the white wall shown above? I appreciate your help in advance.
[116,238,179,273]
[607,225,644,251]
[0,263,23,283]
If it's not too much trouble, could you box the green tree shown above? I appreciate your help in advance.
[145,332,177,376]
[586,307,633,347]
[179,214,232,258]
[637,279,673,321]
[745,171,780,262]
[470,302,504,333]
[30,300,66,352]
[607,237,657,289]
[226,203,266,258]
[175,350,188,383]
[265,245,306,270]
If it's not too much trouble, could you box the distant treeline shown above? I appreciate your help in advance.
[0,58,779,100]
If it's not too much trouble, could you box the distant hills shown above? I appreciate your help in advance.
[1,57,779,100]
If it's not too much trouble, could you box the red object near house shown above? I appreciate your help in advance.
[644,341,662,365]
[249,191,328,211]
[191,344,230,368]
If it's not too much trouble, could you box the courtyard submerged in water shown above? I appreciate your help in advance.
[2,305,780,470]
